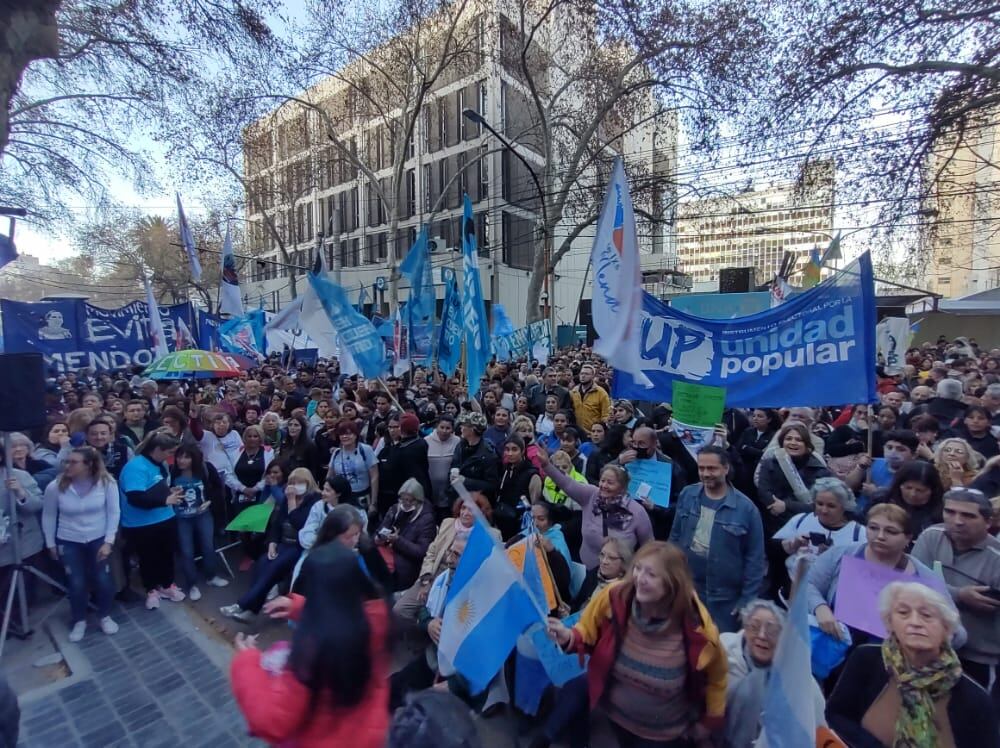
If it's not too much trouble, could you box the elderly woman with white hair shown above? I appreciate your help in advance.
[775,476,864,575]
[373,478,436,591]
[827,581,999,748]
[721,599,825,748]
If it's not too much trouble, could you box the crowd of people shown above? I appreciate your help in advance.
[3,334,1000,747]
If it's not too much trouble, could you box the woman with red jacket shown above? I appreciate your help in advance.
[230,543,391,748]
[546,541,728,748]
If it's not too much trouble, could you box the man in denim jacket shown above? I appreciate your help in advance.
[669,445,765,632]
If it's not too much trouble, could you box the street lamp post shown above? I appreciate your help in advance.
[462,109,555,332]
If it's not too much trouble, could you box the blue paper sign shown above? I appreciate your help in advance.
[528,617,586,687]
[626,459,673,507]
[613,255,878,408]
[1,298,195,373]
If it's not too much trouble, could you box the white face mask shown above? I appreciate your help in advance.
[288,484,307,496]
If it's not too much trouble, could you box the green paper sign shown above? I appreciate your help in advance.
[225,503,274,533]
[671,381,727,427]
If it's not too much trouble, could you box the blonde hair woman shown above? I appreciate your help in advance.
[41,446,120,641]
[547,541,727,746]
[934,438,983,490]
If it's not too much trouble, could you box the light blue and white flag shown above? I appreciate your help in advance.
[438,508,543,694]
[461,196,489,398]
[144,278,169,359]
[437,268,462,377]
[218,310,265,362]
[400,227,435,323]
[758,574,824,747]
[218,226,243,316]
[589,158,650,387]
[307,256,386,379]
[175,193,202,282]
[356,285,369,314]
[265,296,304,334]
[491,303,516,362]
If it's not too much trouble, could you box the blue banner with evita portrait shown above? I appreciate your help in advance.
[1,299,195,374]
[613,253,878,408]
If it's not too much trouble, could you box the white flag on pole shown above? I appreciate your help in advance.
[218,226,244,316]
[589,158,651,386]
[144,278,169,359]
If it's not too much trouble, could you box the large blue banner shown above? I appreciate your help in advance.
[1,299,195,373]
[613,254,877,408]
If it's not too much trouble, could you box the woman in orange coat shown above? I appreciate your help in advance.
[230,543,391,747]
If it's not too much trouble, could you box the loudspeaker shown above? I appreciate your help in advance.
[0,353,46,432]
[719,267,756,294]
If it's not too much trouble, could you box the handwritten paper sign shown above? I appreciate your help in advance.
[671,381,726,427]
[528,613,586,687]
[626,459,673,507]
[833,554,950,638]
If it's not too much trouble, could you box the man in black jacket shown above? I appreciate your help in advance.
[527,367,571,416]
[450,412,500,502]
[376,414,432,518]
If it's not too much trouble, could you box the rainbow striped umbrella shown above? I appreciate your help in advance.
[144,349,246,380]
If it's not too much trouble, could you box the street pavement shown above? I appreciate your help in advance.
[10,547,546,748]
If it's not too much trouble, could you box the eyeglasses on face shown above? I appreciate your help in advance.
[745,620,781,639]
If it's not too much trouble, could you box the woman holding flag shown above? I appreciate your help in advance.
[546,541,727,748]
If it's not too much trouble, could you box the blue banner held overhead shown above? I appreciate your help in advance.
[612,254,878,408]
[1,298,195,373]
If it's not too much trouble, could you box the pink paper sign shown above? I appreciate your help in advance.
[833,554,950,638]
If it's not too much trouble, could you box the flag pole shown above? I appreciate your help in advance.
[376,377,405,412]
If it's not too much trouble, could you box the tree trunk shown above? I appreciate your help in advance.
[0,0,61,158]
[525,235,546,322]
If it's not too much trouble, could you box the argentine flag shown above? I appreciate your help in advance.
[437,516,544,694]
[758,571,825,747]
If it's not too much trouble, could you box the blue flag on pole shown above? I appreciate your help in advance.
[400,226,435,323]
[356,285,369,314]
[175,193,203,282]
[491,303,516,361]
[461,196,489,398]
[307,258,386,379]
[613,253,878,408]
[437,268,462,376]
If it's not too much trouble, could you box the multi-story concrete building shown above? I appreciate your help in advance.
[240,4,679,328]
[675,160,836,291]
[923,112,1000,298]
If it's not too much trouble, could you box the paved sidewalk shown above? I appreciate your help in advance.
[16,598,259,748]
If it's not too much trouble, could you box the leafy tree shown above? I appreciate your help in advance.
[0,0,274,223]
[752,0,999,275]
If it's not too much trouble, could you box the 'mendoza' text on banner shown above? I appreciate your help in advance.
[1,299,195,373]
[612,254,878,408]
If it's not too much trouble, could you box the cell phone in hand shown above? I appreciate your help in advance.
[809,532,830,547]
